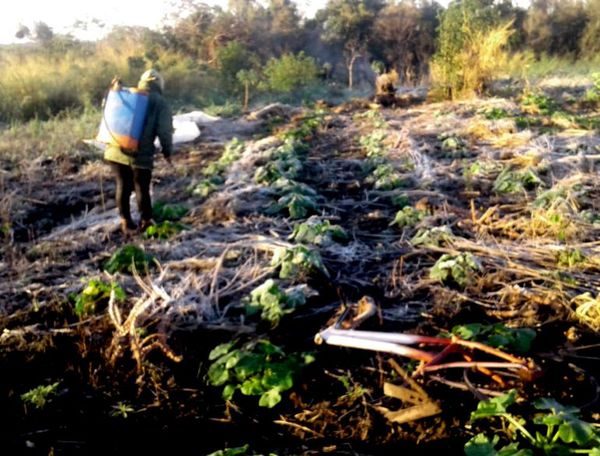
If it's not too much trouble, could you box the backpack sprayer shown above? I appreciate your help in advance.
[96,78,149,153]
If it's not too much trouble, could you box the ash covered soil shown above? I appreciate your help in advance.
[1,93,599,455]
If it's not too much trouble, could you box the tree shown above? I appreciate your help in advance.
[263,52,319,93]
[371,0,440,83]
[321,0,383,89]
[581,0,600,55]
[237,69,260,110]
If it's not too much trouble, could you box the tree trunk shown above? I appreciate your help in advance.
[348,53,359,90]
[243,82,250,112]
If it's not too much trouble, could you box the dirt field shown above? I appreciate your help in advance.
[1,90,599,455]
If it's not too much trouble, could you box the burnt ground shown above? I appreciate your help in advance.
[1,96,599,455]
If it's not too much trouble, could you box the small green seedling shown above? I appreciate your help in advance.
[189,176,223,197]
[144,221,187,240]
[21,382,60,409]
[72,279,126,318]
[483,107,509,120]
[245,279,313,327]
[390,206,426,228]
[359,131,387,158]
[451,323,536,353]
[104,245,154,274]
[289,217,348,246]
[152,202,188,222]
[110,401,136,418]
[556,248,586,268]
[430,253,481,288]
[206,339,315,408]
[411,226,453,247]
[207,445,250,456]
[493,167,543,194]
[367,163,406,190]
[269,192,317,219]
[271,245,328,279]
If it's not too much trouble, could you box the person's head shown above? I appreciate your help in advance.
[139,69,164,93]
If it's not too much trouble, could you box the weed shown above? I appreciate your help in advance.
[207,445,250,456]
[110,402,136,418]
[493,167,543,194]
[483,107,509,120]
[144,221,187,240]
[271,245,328,280]
[255,157,303,184]
[268,192,317,219]
[152,202,188,222]
[390,206,426,228]
[521,91,556,116]
[21,382,60,409]
[571,293,600,331]
[245,279,313,327]
[104,245,154,275]
[430,253,481,288]
[189,177,223,197]
[556,249,586,268]
[71,279,126,318]
[411,226,453,247]
[466,390,600,455]
[366,164,406,190]
[206,339,314,408]
[289,217,348,246]
[359,131,387,158]
[451,323,536,353]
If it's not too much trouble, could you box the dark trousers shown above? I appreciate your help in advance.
[109,162,153,223]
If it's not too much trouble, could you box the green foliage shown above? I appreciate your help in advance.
[271,245,328,279]
[207,445,250,456]
[465,434,532,456]
[144,221,186,239]
[21,382,60,409]
[269,192,318,219]
[411,226,453,247]
[72,279,126,318]
[430,253,481,288]
[255,157,303,184]
[104,245,154,274]
[431,0,513,99]
[359,131,387,158]
[451,323,536,353]
[216,41,252,91]
[521,91,556,115]
[110,402,136,418]
[263,52,319,93]
[206,339,314,408]
[390,206,426,228]
[289,217,348,246]
[189,176,223,198]
[245,279,312,327]
[556,248,586,268]
[468,390,600,455]
[483,107,509,120]
[493,167,543,194]
[152,202,187,222]
[366,163,406,190]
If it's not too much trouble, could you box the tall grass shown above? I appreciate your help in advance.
[506,51,600,82]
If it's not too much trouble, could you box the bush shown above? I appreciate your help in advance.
[430,0,513,100]
[263,52,319,93]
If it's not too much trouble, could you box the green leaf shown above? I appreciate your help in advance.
[258,389,282,408]
[207,361,230,386]
[240,376,264,396]
[208,342,234,361]
[557,417,597,446]
[207,444,249,456]
[234,354,264,379]
[533,398,580,415]
[471,390,517,421]
[452,323,483,340]
[261,365,294,391]
[222,384,237,401]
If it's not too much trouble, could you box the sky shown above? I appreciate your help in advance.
[0,0,327,44]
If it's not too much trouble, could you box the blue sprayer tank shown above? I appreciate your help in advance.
[97,83,149,151]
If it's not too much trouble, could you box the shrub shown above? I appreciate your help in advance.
[72,279,126,318]
[263,52,319,93]
[104,245,154,274]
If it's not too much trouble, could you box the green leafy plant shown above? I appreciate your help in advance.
[206,339,314,408]
[366,163,406,190]
[207,445,250,456]
[467,390,600,455]
[493,167,543,194]
[483,107,509,120]
[411,226,454,247]
[451,323,536,353]
[21,382,60,409]
[271,245,328,279]
[245,279,313,327]
[72,279,125,318]
[104,245,154,275]
[203,138,245,178]
[521,91,556,115]
[359,131,387,158]
[390,206,426,228]
[152,202,188,222]
[189,176,223,197]
[144,220,187,240]
[430,252,481,288]
[110,401,136,418]
[289,217,348,246]
[255,157,303,184]
[269,191,317,219]
[556,248,586,268]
